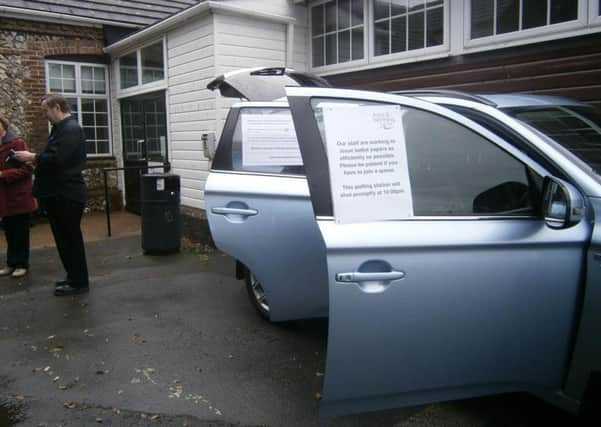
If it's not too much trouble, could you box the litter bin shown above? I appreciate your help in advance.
[141,173,181,254]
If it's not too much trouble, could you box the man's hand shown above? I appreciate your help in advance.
[13,151,36,163]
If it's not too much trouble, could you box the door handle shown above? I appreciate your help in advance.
[336,271,405,282]
[211,207,258,217]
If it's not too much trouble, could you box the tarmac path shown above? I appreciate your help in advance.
[0,235,577,426]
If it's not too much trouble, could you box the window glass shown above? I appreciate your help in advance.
[471,0,578,40]
[311,99,537,216]
[48,63,76,93]
[374,0,443,57]
[231,108,305,175]
[46,61,110,156]
[119,51,138,89]
[141,42,164,84]
[311,0,365,67]
[505,106,601,175]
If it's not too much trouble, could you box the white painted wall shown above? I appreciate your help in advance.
[166,13,214,210]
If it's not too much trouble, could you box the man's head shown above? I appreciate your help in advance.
[42,93,71,124]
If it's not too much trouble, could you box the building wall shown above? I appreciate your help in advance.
[0,17,121,211]
[326,32,601,110]
[166,13,214,210]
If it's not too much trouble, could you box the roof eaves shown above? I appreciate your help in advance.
[0,5,143,28]
[104,0,296,55]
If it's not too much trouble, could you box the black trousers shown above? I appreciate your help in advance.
[2,213,30,269]
[43,196,89,287]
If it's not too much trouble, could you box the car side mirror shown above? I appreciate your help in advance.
[542,176,584,229]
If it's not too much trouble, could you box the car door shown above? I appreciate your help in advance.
[204,104,328,321]
[286,87,591,416]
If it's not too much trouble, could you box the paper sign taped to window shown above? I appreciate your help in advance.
[322,105,413,223]
[241,112,302,166]
[156,178,165,191]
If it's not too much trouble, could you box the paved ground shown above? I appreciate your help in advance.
[0,212,581,426]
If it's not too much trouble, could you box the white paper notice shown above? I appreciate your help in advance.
[322,105,413,223]
[242,112,302,166]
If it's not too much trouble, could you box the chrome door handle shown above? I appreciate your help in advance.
[336,271,405,282]
[212,207,258,217]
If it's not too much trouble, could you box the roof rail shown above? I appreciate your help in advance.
[391,89,497,107]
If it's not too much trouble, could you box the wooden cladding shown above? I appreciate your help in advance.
[326,34,601,109]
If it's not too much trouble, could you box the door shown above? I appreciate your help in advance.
[286,87,590,416]
[121,92,168,213]
[204,105,328,321]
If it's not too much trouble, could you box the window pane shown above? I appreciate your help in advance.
[84,127,95,142]
[49,63,61,79]
[326,1,337,32]
[408,11,424,50]
[351,0,364,25]
[97,141,109,154]
[96,113,108,126]
[313,36,324,66]
[82,113,95,127]
[81,99,94,112]
[523,0,547,29]
[95,99,108,113]
[120,52,138,89]
[94,80,106,94]
[426,6,443,47]
[86,140,96,154]
[141,42,164,84]
[81,67,93,81]
[497,0,519,34]
[550,0,577,24]
[471,0,494,38]
[403,108,533,216]
[391,0,408,16]
[326,34,337,65]
[375,20,390,56]
[339,30,351,63]
[62,65,75,80]
[374,0,390,20]
[96,127,108,141]
[391,16,407,53]
[408,0,425,12]
[82,79,94,94]
[312,5,324,35]
[67,98,78,121]
[63,78,76,93]
[339,0,350,29]
[352,28,364,59]
[49,78,62,92]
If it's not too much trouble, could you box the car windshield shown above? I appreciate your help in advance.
[503,105,601,175]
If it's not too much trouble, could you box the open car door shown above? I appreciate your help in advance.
[286,87,590,416]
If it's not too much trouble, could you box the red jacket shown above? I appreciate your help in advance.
[0,130,37,217]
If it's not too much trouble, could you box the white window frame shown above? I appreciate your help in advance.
[464,0,588,50]
[310,0,369,73]
[45,60,112,158]
[116,38,168,97]
[368,0,449,66]
[590,0,601,24]
[310,0,451,74]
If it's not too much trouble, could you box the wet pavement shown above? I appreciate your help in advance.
[0,225,583,426]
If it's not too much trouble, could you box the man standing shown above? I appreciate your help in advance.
[14,94,89,296]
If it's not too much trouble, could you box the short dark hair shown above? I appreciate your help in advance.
[42,93,71,113]
[0,113,8,130]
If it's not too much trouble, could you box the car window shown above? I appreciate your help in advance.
[503,105,601,175]
[311,99,541,217]
[231,108,305,176]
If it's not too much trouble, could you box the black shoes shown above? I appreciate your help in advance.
[54,283,89,296]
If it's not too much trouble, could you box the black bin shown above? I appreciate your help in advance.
[141,173,181,254]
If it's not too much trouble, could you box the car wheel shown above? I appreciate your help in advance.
[244,268,270,320]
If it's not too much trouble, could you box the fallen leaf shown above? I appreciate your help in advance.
[58,385,67,390]
[53,376,60,382]
[130,377,141,384]
[15,395,24,401]
[64,402,78,409]
[96,417,103,423]
[315,372,324,377]
[47,335,56,340]
[50,346,64,353]
[43,366,51,372]
[150,415,160,421]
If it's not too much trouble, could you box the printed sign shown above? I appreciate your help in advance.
[322,105,413,223]
[242,112,302,166]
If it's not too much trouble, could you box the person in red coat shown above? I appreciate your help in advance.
[0,114,37,278]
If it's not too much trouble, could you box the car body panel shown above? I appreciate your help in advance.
[286,86,593,416]
[205,172,328,321]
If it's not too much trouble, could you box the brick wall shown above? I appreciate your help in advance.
[0,17,121,211]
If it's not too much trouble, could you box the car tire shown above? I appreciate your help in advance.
[244,267,270,320]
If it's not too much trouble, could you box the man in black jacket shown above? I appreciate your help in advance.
[15,94,89,296]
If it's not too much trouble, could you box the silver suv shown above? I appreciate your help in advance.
[206,73,601,418]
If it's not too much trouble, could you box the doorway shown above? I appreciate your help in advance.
[120,91,168,213]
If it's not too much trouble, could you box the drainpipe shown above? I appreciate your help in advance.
[286,22,294,68]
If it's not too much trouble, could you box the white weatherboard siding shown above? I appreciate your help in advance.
[167,13,214,210]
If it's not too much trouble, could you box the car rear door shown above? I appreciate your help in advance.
[286,87,591,416]
[204,104,327,321]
